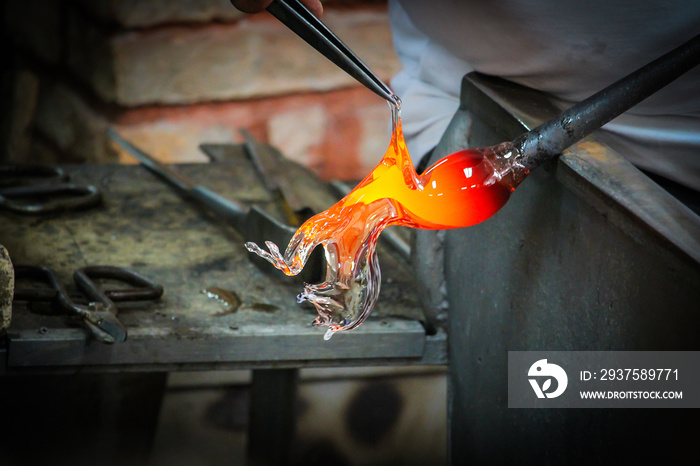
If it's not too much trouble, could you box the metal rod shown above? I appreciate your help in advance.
[514,32,700,170]
[108,128,250,225]
[107,128,193,192]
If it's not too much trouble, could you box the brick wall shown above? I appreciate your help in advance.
[2,0,400,180]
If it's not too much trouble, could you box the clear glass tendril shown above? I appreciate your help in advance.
[246,94,529,340]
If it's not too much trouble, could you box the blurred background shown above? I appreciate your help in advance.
[2,0,400,180]
[1,1,446,464]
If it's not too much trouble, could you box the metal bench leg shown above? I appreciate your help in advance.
[247,368,299,466]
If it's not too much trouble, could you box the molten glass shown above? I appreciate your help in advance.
[246,102,530,339]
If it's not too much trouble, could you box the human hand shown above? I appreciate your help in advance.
[230,0,323,17]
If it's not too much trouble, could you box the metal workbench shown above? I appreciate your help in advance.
[0,144,444,465]
[424,73,700,465]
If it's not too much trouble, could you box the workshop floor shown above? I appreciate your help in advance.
[148,367,447,466]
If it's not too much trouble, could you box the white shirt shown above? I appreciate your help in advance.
[389,0,700,191]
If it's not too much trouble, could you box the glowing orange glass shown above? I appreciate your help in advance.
[246,103,530,339]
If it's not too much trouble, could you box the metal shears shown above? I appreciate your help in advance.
[13,265,163,343]
[0,165,102,215]
[266,0,396,104]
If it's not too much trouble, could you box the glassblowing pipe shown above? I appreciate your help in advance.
[513,32,700,170]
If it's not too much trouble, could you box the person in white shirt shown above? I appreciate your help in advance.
[389,0,700,195]
[231,0,700,196]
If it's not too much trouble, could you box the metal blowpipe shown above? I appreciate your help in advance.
[514,32,700,169]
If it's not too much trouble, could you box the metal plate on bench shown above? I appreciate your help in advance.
[1,146,443,373]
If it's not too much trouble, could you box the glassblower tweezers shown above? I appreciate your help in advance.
[266,0,397,104]
[266,0,700,169]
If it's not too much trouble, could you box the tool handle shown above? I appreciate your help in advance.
[514,32,700,170]
[190,186,247,225]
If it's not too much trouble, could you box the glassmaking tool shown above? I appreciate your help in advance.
[266,0,398,105]
[107,129,325,283]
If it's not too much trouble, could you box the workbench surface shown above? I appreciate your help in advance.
[1,145,443,373]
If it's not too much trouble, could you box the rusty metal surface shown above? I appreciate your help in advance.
[0,145,436,373]
[441,73,700,464]
[465,72,700,264]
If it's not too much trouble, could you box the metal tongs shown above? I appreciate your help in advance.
[266,0,396,104]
